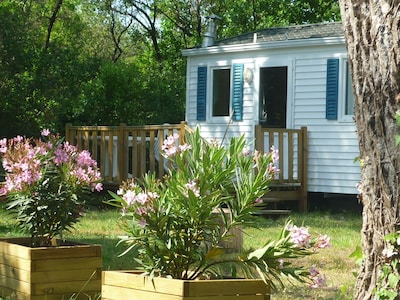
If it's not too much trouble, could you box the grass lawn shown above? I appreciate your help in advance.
[0,206,361,299]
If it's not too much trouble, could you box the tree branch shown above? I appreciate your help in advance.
[45,0,63,51]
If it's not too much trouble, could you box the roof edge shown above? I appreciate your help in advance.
[182,36,345,57]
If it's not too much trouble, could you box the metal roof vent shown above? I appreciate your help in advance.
[202,14,221,47]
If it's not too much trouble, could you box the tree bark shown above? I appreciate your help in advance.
[339,1,400,299]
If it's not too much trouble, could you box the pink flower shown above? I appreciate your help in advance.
[54,146,69,165]
[164,146,177,157]
[41,129,50,137]
[0,138,7,153]
[308,265,327,288]
[278,258,284,269]
[315,234,331,249]
[270,146,279,163]
[287,224,311,248]
[253,198,263,204]
[185,179,200,197]
[13,135,23,143]
[242,146,251,156]
[123,190,137,206]
[136,192,148,205]
[178,143,192,153]
[92,182,103,192]
[162,133,180,157]
[138,218,147,227]
[77,150,96,166]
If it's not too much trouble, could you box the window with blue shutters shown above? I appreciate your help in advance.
[196,63,244,122]
[326,59,339,120]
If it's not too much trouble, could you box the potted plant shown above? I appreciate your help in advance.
[0,129,103,299]
[103,128,330,299]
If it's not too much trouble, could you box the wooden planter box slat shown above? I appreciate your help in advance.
[0,237,102,299]
[102,271,270,300]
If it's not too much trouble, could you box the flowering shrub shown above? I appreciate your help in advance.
[108,128,329,289]
[0,130,102,247]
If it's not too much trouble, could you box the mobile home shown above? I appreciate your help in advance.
[182,21,360,198]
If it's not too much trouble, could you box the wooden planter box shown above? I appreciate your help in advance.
[0,237,102,300]
[102,271,270,300]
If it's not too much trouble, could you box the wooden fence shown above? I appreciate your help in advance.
[255,126,308,211]
[65,122,190,185]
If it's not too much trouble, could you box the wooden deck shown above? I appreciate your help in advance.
[65,123,308,211]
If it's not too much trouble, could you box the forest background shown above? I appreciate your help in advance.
[0,0,340,138]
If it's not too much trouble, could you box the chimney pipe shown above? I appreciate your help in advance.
[202,14,221,47]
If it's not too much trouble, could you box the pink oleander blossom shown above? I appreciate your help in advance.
[242,146,251,156]
[0,130,103,246]
[270,146,279,163]
[116,179,159,223]
[184,179,200,197]
[162,133,191,157]
[315,234,331,250]
[287,224,312,248]
[309,265,327,288]
[179,143,192,152]
[41,129,50,137]
[253,197,263,204]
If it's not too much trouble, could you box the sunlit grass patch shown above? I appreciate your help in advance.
[0,206,361,299]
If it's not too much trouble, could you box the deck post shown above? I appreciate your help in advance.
[299,126,308,212]
[118,124,126,183]
[254,125,263,152]
[65,123,72,143]
[179,121,186,144]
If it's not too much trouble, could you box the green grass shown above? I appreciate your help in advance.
[0,207,361,299]
[244,213,361,299]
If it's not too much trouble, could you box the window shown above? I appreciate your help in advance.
[196,64,243,122]
[212,68,231,117]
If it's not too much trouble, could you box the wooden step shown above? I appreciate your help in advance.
[262,197,281,203]
[253,209,291,216]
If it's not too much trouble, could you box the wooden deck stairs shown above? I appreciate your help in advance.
[255,126,308,213]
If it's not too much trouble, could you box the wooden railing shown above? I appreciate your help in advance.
[65,122,190,185]
[255,126,308,211]
[66,122,308,211]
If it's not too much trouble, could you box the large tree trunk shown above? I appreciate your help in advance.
[339,1,400,299]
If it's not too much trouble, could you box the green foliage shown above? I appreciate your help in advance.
[218,0,340,38]
[373,231,400,299]
[0,0,340,138]
[107,129,329,289]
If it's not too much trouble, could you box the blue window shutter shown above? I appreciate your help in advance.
[326,59,339,120]
[232,63,244,121]
[197,66,207,121]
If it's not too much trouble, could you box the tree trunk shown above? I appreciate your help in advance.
[339,1,400,299]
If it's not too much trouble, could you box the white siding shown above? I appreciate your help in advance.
[293,55,360,194]
[184,39,360,195]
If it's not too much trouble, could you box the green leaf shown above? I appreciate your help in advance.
[388,273,399,289]
[349,245,363,266]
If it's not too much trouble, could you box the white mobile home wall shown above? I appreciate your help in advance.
[183,37,360,195]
